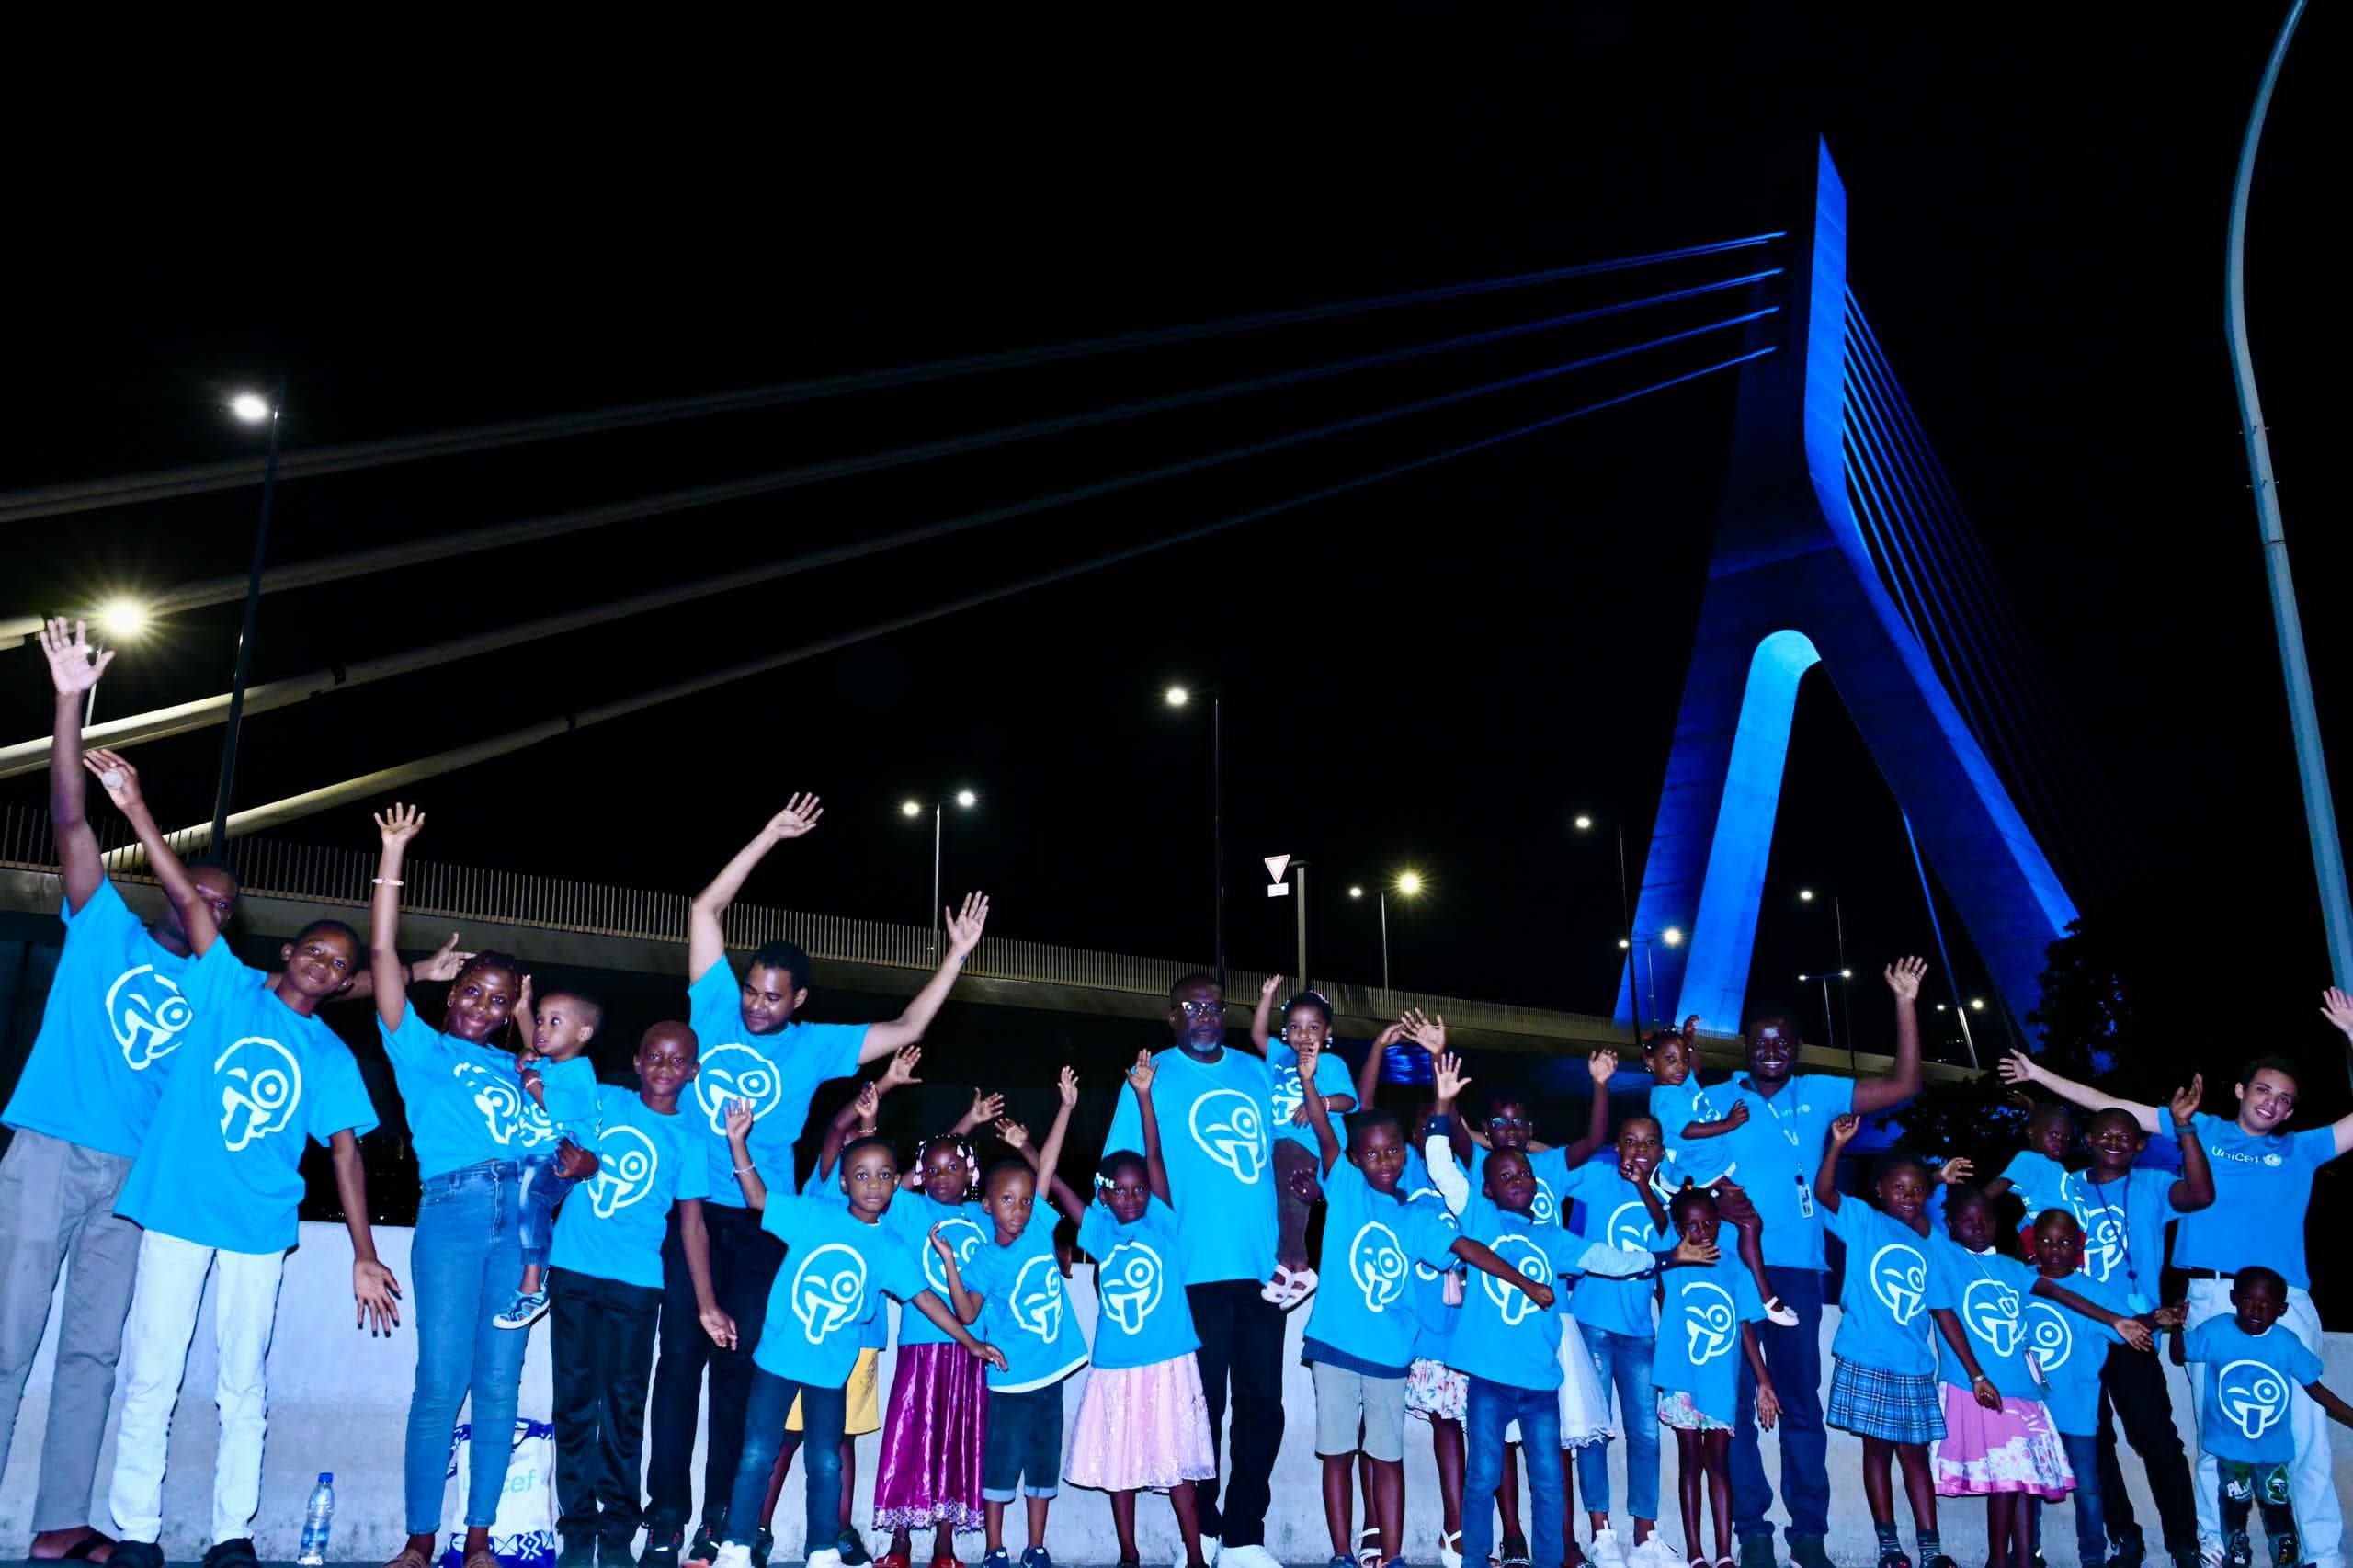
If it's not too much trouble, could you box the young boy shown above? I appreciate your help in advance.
[503,975,608,1329]
[1653,1186,1779,1568]
[85,752,397,1568]
[1425,1053,1713,1568]
[938,1069,1092,1568]
[1247,975,1358,1305]
[1291,1037,1543,1568]
[2181,1267,2353,1568]
[546,1021,733,1565]
[1643,1017,1796,1327]
[1984,1102,2078,1249]
[1567,1117,1676,1568]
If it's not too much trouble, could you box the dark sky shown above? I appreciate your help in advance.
[6,10,2347,1075]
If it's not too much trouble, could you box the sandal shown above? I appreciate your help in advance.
[465,1551,503,1568]
[1438,1533,1463,1568]
[1359,1526,1385,1568]
[55,1535,119,1563]
[381,1551,433,1568]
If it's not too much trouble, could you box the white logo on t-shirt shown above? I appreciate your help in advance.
[216,1037,301,1151]
[1099,1240,1165,1334]
[2218,1359,2291,1441]
[1682,1280,1737,1365]
[587,1125,660,1218]
[1482,1233,1551,1326]
[1961,1278,2023,1358]
[924,1215,987,1297]
[1410,1186,1451,1281]
[1009,1254,1065,1341]
[1529,1176,1561,1227]
[1349,1221,1408,1313]
[696,1044,784,1133]
[790,1243,868,1344]
[1268,1069,1305,1127]
[1188,1089,1266,1183]
[1870,1243,1930,1325]
[107,965,191,1069]
[2068,1186,2127,1284]
[1607,1198,1656,1254]
[2025,1300,2074,1373]
[451,1062,555,1148]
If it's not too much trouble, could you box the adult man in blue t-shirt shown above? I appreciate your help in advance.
[2007,1004,2353,1568]
[642,798,992,1567]
[1102,974,1282,1568]
[1719,960,1927,1568]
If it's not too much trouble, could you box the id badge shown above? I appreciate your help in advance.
[1792,1171,1814,1219]
[2025,1347,2049,1391]
[2127,1290,2152,1314]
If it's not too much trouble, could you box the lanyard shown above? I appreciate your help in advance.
[2079,1172,2150,1309]
[1748,1083,1802,1148]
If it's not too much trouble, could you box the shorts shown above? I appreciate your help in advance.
[790,1346,881,1436]
[982,1383,1065,1501]
[1657,1388,1730,1433]
[1405,1357,1467,1423]
[1311,1361,1408,1461]
[1826,1358,1945,1446]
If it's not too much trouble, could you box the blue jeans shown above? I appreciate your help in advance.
[1577,1328,1660,1521]
[1732,1265,1829,1544]
[1466,1377,1563,1568]
[2031,1433,2106,1568]
[404,1163,529,1533]
[729,1369,847,1551]
[517,1151,584,1271]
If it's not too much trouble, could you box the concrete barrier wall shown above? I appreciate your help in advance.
[4,1223,2349,1563]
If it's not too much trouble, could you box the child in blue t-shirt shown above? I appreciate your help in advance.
[1567,1116,1677,1565]
[1984,1101,2077,1251]
[1652,1186,1779,1568]
[501,974,607,1330]
[1248,976,1358,1306]
[713,1111,1005,1568]
[2182,1266,2353,1568]
[1046,1052,1218,1568]
[935,1068,1091,1568]
[1642,1016,1797,1328]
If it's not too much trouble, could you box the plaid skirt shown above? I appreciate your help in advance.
[1826,1358,1946,1445]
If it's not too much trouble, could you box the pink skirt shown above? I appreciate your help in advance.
[1064,1355,1217,1494]
[1931,1385,2073,1500]
[874,1342,989,1532]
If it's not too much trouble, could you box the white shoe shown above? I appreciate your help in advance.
[1589,1529,1628,1568]
[1761,1296,1800,1328]
[710,1547,753,1568]
[1260,1267,1295,1304]
[1219,1547,1280,1568]
[804,1551,844,1568]
[1282,1267,1320,1311]
[1438,1531,1464,1568]
[1622,1539,1675,1568]
[1179,1538,1224,1568]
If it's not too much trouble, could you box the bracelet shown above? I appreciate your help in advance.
[734,1162,756,1176]
[2171,1121,2195,1134]
[1970,1372,1992,1385]
[372,877,403,887]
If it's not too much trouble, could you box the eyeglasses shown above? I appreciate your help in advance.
[1177,999,1225,1017]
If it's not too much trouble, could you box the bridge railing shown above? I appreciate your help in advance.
[0,802,1617,1041]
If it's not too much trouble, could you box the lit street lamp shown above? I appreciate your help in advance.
[1796,886,1854,1046]
[84,598,151,726]
[1627,926,1683,1029]
[1798,968,1856,1068]
[1350,871,1424,1003]
[212,383,286,856]
[1575,811,1639,1043]
[1165,684,1224,987]
[902,790,977,953]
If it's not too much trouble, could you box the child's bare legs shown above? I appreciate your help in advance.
[1861,1437,1900,1531]
[1368,1458,1405,1566]
[1715,1187,1786,1321]
[520,1262,545,1294]
[1169,1481,1209,1568]
[1984,1494,2032,1568]
[1358,1449,1380,1560]
[1700,1432,1732,1562]
[1109,1492,1142,1565]
[932,1522,954,1562]
[1023,1497,1049,1555]
[984,1503,1006,1557]
[1431,1414,1466,1554]
[1324,1454,1358,1560]
[1675,1430,1707,1565]
[1895,1444,1937,1550]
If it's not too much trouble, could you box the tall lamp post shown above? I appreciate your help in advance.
[1797,969,1855,1070]
[1165,685,1223,988]
[1349,869,1424,1005]
[1797,887,1853,1046]
[1576,812,1639,1044]
[211,385,286,858]
[901,789,977,954]
[1623,926,1684,1033]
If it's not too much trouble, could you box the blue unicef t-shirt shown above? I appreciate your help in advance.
[550,1085,709,1290]
[1931,1237,2042,1401]
[381,1000,557,1178]
[1995,1151,2073,1226]
[801,1159,888,1349]
[686,961,870,1210]
[754,1195,926,1385]
[2030,1269,2126,1435]
[1445,1195,1590,1392]
[1401,1146,1461,1362]
[2063,1166,2179,1310]
[2184,1316,2324,1465]
[885,1192,988,1348]
[1103,1049,1276,1286]
[1653,1078,1735,1187]
[1654,1259,1766,1426]
[1824,1199,1946,1378]
[533,1055,601,1142]
[961,1221,1089,1392]
[1268,1044,1355,1153]
[6,881,198,1158]
[2173,1112,2336,1290]
[1468,1144,1566,1228]
[117,941,379,1255]
[1719,1073,1855,1270]
[1569,1165,1673,1340]
[1078,1198,1198,1369]
[1302,1160,1462,1376]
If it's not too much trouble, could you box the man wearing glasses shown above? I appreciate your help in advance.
[1103,975,1282,1568]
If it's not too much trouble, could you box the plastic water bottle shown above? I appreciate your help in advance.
[297,1472,335,1566]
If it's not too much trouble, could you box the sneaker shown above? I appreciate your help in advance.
[1591,1530,1630,1568]
[1921,1558,1957,1568]
[808,1552,846,1568]
[1630,1542,1685,1568]
[2222,1533,2252,1568]
[2106,1539,2147,1568]
[983,1552,1013,1568]
[2268,1540,2297,1568]
[599,1528,640,1565]
[690,1518,728,1565]
[836,1533,872,1568]
[1221,1548,1282,1568]
[111,1546,165,1568]
[202,1541,261,1568]
[752,1528,774,1568]
[1738,1538,1779,1568]
[558,1539,597,1568]
[1019,1551,1055,1568]
[495,1286,551,1330]
[710,1548,754,1568]
[1876,1550,1912,1568]
[1789,1540,1834,1568]
[642,1518,687,1568]
[1177,1540,1223,1568]
[930,1554,964,1568]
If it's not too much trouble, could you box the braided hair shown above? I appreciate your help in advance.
[915,1131,982,1202]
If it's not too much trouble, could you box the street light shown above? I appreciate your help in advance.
[902,790,977,953]
[1574,811,1638,1041]
[1629,927,1683,1030]
[1356,871,1424,1003]
[211,382,287,858]
[82,599,152,726]
[1798,970,1857,1067]
[1163,683,1224,987]
[1796,886,1854,1045]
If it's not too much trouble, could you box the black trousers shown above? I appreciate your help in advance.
[2097,1337,2199,1553]
[551,1267,665,1540]
[645,1203,786,1526]
[1186,1279,1285,1550]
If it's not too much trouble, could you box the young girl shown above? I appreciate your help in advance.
[875,1089,1007,1568]
[1816,1115,1964,1568]
[1568,1116,1675,1568]
[1036,1051,1217,1568]
[1642,1017,1796,1328]
[1247,975,1358,1305]
[935,1070,1091,1568]
[1651,1186,1779,1568]
[371,803,598,1568]
[715,1113,1006,1568]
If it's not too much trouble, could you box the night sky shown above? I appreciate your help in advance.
[6,11,2348,1085]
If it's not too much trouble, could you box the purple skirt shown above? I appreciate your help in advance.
[874,1341,989,1532]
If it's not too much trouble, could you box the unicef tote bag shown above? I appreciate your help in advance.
[440,1417,559,1568]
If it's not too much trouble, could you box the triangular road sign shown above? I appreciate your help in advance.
[1263,854,1291,884]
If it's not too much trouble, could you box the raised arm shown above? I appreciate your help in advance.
[1248,972,1282,1056]
[85,752,214,955]
[1425,1051,1473,1213]
[2164,1075,2216,1211]
[861,891,989,1060]
[689,796,824,983]
[930,1227,985,1325]
[1128,1051,1173,1205]
[1036,1065,1080,1191]
[998,1117,1090,1226]
[2320,991,2353,1157]
[1816,1113,1858,1213]
[331,1128,402,1335]
[1557,1049,1620,1165]
[1357,1017,1405,1108]
[1296,1038,1343,1176]
[1997,1049,2163,1135]
[40,619,112,912]
[1853,957,1928,1116]
[369,803,426,1030]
